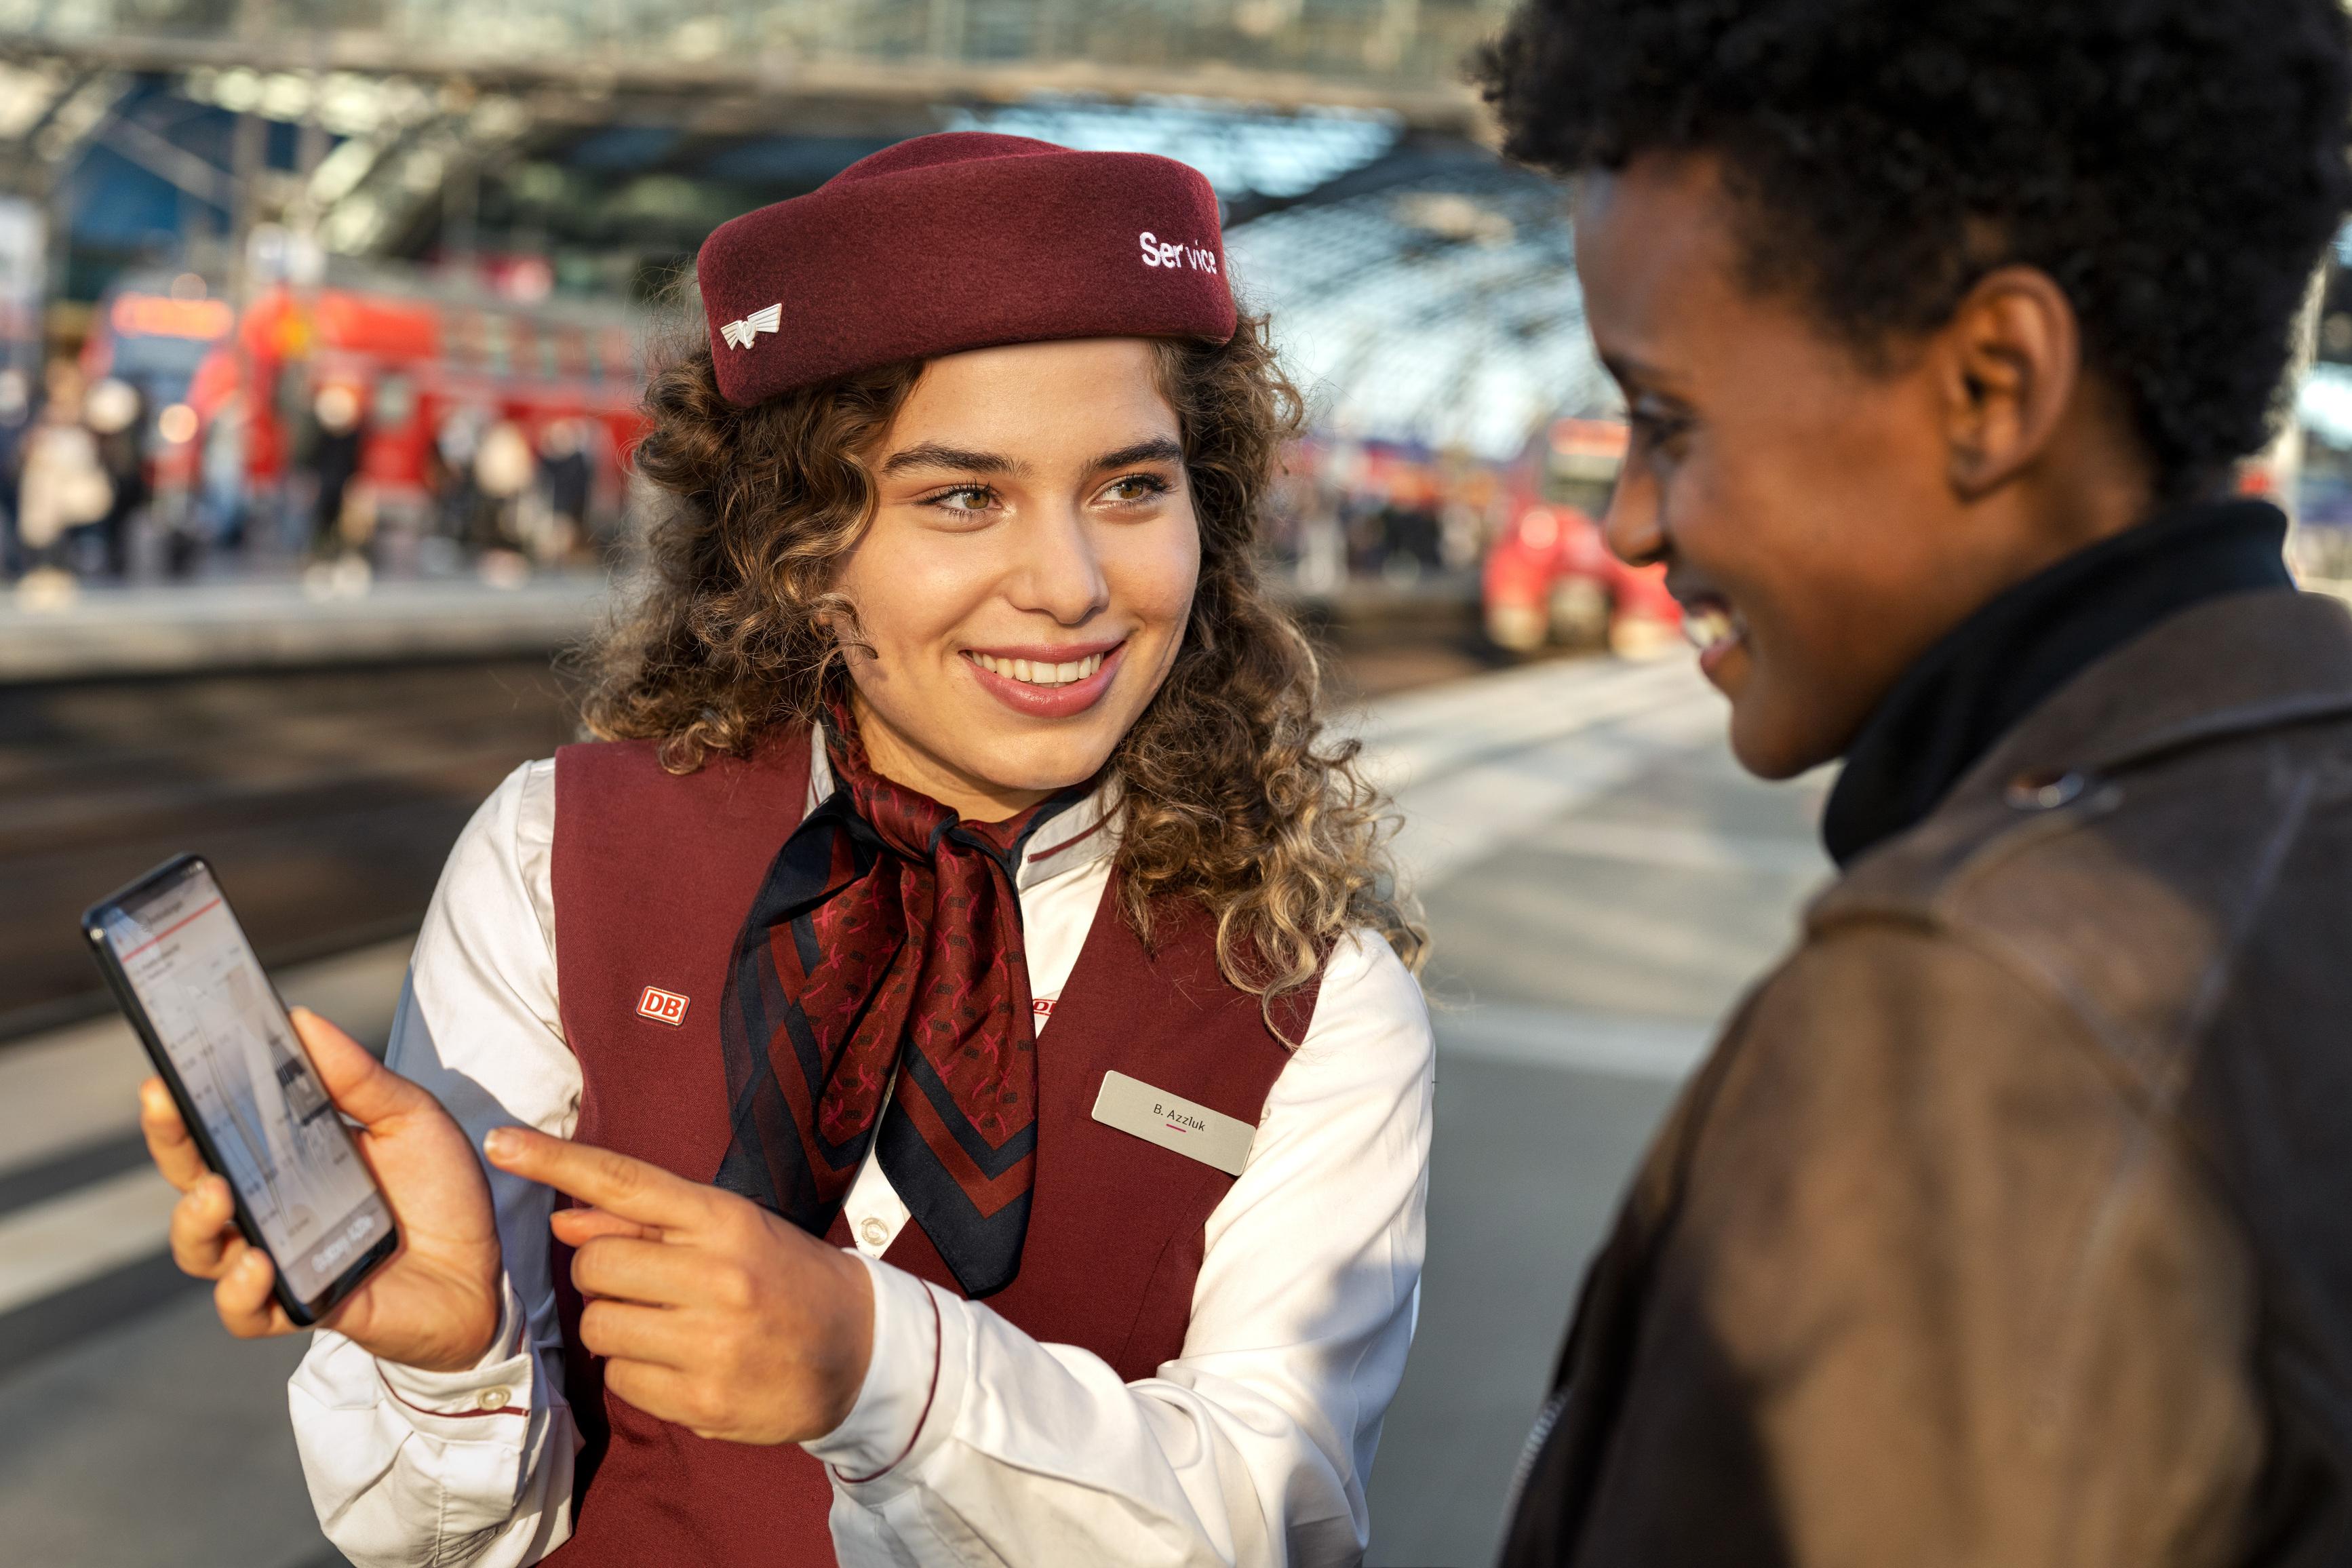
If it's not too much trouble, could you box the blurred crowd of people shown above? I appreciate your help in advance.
[1265,437,1502,595]
[0,357,616,605]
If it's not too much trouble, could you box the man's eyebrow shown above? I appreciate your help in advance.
[1601,350,1677,393]
[1091,438,1185,471]
[880,443,1023,477]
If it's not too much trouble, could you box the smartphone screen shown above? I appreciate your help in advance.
[92,859,395,1307]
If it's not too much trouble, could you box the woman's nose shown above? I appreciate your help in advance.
[1601,469,1667,568]
[1009,507,1111,625]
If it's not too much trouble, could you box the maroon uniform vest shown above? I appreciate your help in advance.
[545,733,1315,1567]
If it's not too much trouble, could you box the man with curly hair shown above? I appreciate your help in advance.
[1476,2,2352,1563]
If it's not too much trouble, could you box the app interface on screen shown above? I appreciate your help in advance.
[101,864,391,1303]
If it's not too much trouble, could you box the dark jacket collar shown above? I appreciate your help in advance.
[1815,585,2352,929]
[1978,584,2352,785]
[1822,501,2295,866]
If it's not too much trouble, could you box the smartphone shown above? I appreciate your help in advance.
[83,854,397,1325]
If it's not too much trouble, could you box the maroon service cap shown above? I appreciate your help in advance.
[696,132,1238,407]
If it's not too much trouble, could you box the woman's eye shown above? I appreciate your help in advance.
[928,486,996,514]
[1103,474,1171,505]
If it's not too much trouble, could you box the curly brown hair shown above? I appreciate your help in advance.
[583,317,1426,1012]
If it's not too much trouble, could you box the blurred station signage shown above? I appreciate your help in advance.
[110,293,235,342]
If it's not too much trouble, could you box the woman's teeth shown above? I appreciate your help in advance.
[971,651,1107,687]
[1683,602,1743,654]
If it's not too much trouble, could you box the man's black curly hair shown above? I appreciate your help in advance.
[1477,0,2352,495]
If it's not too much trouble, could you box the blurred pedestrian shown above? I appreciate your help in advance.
[0,367,31,579]
[304,384,364,561]
[1478,2,2352,1564]
[147,399,205,579]
[471,416,534,583]
[195,392,251,561]
[15,361,111,600]
[536,416,593,561]
[429,402,486,551]
[81,375,143,581]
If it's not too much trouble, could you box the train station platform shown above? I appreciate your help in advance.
[0,572,618,683]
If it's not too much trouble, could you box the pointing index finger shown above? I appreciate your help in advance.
[484,1128,711,1234]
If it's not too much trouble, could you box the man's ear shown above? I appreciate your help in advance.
[1936,265,2081,501]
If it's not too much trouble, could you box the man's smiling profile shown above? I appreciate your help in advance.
[1478,2,2352,1563]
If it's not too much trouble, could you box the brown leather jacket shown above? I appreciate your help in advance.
[1501,590,2352,1567]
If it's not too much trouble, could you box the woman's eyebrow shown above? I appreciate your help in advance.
[1091,438,1185,471]
[881,442,1021,477]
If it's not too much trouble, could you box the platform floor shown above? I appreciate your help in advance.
[0,572,617,682]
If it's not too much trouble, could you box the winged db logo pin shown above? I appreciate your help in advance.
[720,303,782,350]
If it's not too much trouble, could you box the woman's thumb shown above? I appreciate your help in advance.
[288,1007,420,1124]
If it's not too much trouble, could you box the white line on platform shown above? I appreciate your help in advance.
[1434,1003,1712,1082]
[0,939,418,1322]
[1344,653,1714,789]
[0,1165,178,1316]
[0,937,416,1183]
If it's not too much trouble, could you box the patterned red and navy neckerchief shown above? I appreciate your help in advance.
[713,698,1086,1297]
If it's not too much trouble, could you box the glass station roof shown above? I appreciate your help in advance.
[0,0,1513,95]
[945,96,1400,201]
[0,39,1605,456]
[1230,159,1611,460]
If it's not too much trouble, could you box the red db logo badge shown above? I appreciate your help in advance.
[637,986,690,1027]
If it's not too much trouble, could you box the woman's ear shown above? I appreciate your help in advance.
[1936,265,2081,501]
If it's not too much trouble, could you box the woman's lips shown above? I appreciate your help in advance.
[1680,597,1748,678]
[962,642,1126,718]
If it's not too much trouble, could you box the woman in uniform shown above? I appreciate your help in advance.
[140,132,1434,1567]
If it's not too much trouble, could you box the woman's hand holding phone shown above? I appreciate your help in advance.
[138,1008,505,1373]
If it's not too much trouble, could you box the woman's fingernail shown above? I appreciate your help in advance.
[484,1128,520,1161]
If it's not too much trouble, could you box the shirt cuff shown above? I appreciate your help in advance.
[804,1251,963,1491]
[374,1274,534,1428]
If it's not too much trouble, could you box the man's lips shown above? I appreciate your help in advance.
[1674,592,1748,675]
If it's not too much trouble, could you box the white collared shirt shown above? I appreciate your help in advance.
[287,739,1434,1568]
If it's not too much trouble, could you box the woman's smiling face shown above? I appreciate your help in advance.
[831,336,1200,821]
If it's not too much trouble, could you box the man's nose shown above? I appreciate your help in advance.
[1601,469,1666,568]
[1009,505,1111,625]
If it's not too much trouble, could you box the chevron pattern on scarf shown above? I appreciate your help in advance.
[713,702,1081,1297]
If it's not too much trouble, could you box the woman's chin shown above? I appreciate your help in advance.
[952,727,1120,801]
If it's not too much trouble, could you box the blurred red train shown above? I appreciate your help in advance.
[83,270,649,534]
[1482,417,1681,655]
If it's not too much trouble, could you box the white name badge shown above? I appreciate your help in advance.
[1091,1071,1257,1176]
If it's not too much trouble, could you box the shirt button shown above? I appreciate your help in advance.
[477,1388,511,1412]
[859,1217,891,1249]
